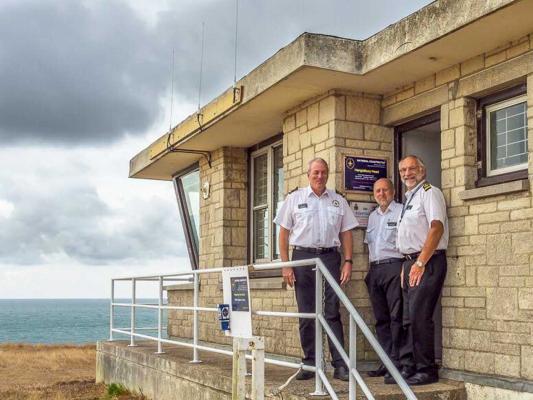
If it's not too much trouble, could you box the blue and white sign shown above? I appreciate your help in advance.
[344,156,387,192]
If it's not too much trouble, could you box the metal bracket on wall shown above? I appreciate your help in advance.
[168,147,212,168]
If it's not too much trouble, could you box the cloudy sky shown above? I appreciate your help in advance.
[0,0,431,298]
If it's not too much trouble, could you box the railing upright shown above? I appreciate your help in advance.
[109,279,115,341]
[156,276,164,354]
[312,266,326,396]
[349,317,356,400]
[129,278,136,347]
[191,273,201,363]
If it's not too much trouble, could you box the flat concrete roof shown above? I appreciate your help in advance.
[131,0,533,180]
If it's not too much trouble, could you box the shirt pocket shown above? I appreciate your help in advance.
[326,206,343,226]
[383,225,397,244]
[294,208,315,224]
[365,227,376,244]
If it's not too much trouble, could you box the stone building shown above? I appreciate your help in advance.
[128,0,533,398]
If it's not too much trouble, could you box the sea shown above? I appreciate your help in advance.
[0,299,166,344]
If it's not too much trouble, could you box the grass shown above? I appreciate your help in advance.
[0,343,145,400]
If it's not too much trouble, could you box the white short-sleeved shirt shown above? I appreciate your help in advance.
[274,186,359,248]
[364,201,404,263]
[397,180,449,254]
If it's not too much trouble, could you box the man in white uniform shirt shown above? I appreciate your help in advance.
[396,155,448,386]
[274,157,359,381]
[364,178,405,384]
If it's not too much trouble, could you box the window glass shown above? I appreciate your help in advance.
[272,146,284,260]
[251,141,283,262]
[180,170,200,251]
[488,98,528,174]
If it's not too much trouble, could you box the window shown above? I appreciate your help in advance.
[477,84,528,186]
[250,141,284,263]
[486,95,528,176]
[173,165,200,269]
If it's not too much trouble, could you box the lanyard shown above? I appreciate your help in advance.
[399,181,425,224]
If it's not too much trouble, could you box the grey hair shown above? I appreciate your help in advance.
[307,157,329,174]
[399,155,426,169]
[373,177,394,191]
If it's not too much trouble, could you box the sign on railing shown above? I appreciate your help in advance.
[222,266,252,338]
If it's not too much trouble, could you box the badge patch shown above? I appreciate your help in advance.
[332,200,340,207]
[298,203,308,209]
[387,221,397,227]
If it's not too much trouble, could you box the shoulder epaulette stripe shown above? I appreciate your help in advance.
[423,182,432,191]
[335,189,346,198]
[288,187,298,195]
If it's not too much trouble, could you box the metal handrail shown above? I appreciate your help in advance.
[109,259,416,399]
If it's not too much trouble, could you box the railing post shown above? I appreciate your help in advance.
[129,278,137,347]
[190,273,201,363]
[311,260,326,396]
[156,276,164,354]
[109,279,114,341]
[349,316,357,400]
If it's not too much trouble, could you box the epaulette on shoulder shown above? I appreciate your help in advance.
[335,189,346,198]
[288,187,298,195]
[423,182,432,191]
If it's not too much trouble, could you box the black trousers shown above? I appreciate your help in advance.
[364,261,403,367]
[292,249,346,368]
[400,253,447,373]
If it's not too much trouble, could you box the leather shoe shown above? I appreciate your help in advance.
[384,366,416,384]
[333,366,349,381]
[367,363,387,377]
[295,369,314,380]
[405,371,438,386]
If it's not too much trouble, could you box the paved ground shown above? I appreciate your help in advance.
[102,340,466,399]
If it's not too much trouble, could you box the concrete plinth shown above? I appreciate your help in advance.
[97,341,466,400]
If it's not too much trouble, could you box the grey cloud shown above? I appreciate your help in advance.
[0,0,431,145]
[0,178,186,265]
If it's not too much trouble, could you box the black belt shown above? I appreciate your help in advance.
[369,257,405,267]
[404,249,446,260]
[293,246,337,254]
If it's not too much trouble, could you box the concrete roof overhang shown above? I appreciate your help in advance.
[130,0,533,180]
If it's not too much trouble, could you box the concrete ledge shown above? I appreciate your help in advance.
[97,340,466,400]
[458,179,529,200]
[442,368,533,394]
[249,277,286,290]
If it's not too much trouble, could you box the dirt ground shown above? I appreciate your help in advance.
[0,344,142,400]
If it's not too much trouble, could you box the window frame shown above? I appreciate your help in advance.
[173,163,200,270]
[249,139,283,265]
[477,84,528,187]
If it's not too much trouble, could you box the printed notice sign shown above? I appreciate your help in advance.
[344,156,387,192]
[349,201,377,228]
[230,277,250,312]
[222,266,252,338]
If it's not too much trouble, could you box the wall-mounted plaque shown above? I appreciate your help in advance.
[344,156,387,192]
[349,201,377,228]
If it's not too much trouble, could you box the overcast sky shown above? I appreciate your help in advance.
[0,0,432,298]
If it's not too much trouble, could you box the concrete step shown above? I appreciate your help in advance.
[97,341,466,400]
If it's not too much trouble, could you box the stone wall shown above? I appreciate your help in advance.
[381,34,533,384]
[281,91,394,361]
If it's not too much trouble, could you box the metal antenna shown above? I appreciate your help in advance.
[233,0,239,86]
[198,22,205,111]
[169,47,175,132]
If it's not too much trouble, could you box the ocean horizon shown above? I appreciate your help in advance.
[0,298,166,344]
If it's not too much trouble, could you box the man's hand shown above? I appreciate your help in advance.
[340,262,352,285]
[409,264,425,287]
[282,267,296,287]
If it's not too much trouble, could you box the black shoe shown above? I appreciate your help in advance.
[333,366,349,381]
[384,366,416,384]
[367,364,387,377]
[405,371,439,386]
[295,369,314,380]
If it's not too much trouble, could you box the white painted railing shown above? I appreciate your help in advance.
[109,259,417,400]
